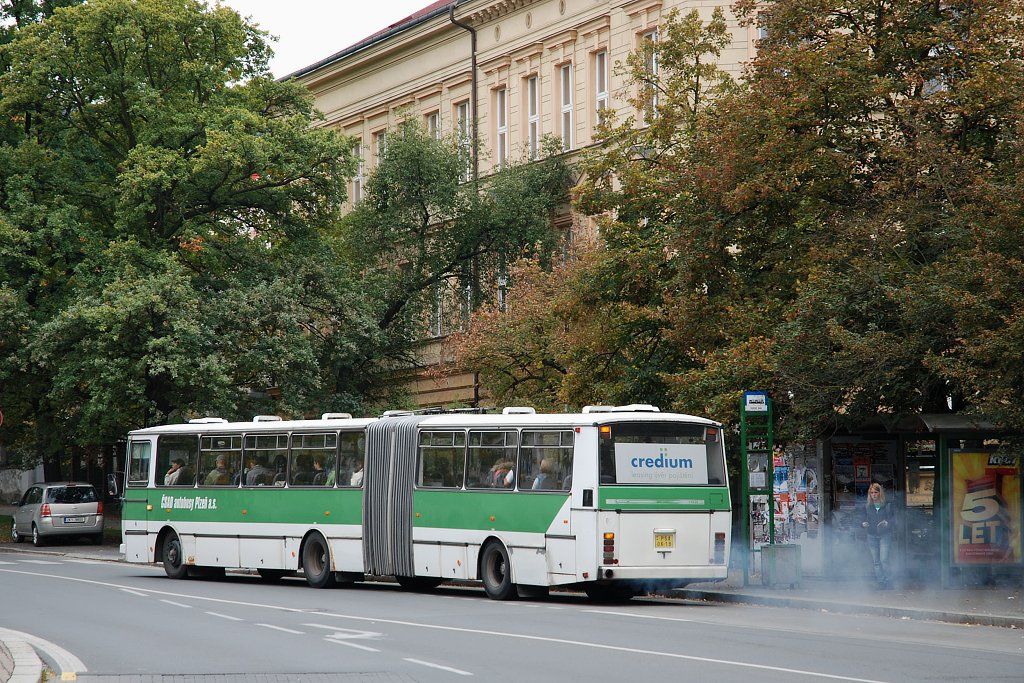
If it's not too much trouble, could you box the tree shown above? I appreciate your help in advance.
[460,0,1024,435]
[340,122,571,401]
[0,0,355,475]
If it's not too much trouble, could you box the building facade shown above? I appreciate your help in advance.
[290,0,759,406]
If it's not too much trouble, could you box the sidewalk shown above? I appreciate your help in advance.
[681,572,1023,629]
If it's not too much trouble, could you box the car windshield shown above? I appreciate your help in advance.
[46,486,98,504]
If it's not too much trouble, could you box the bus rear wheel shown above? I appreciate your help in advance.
[162,532,189,580]
[480,541,516,600]
[302,534,336,589]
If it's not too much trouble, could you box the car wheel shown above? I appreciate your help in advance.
[301,534,336,589]
[162,532,189,580]
[479,541,516,600]
[31,525,44,547]
[11,523,22,544]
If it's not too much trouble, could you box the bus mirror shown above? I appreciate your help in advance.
[106,474,120,498]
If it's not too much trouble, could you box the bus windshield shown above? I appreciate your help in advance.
[599,422,726,486]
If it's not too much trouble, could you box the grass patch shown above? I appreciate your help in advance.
[0,514,12,543]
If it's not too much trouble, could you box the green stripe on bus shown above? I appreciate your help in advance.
[122,488,363,525]
[599,486,729,511]
[413,490,568,533]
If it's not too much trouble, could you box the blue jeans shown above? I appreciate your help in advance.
[868,534,891,584]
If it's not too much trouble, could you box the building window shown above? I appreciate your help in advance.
[560,63,573,152]
[594,50,608,116]
[526,75,539,160]
[642,30,659,118]
[352,142,363,204]
[374,130,387,165]
[426,111,440,139]
[456,100,471,180]
[495,87,508,168]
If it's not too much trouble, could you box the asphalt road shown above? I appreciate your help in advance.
[0,547,1022,682]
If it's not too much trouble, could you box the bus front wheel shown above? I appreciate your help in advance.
[480,541,516,600]
[301,534,336,589]
[162,532,189,580]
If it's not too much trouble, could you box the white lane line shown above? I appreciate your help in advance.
[0,560,16,565]
[546,606,564,610]
[206,611,244,622]
[64,559,105,565]
[325,637,380,652]
[18,559,63,565]
[120,588,148,597]
[0,627,87,675]
[586,610,694,623]
[0,568,899,682]
[404,658,473,676]
[159,599,192,609]
[256,623,304,635]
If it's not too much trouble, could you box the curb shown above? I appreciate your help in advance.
[675,588,1024,629]
[0,639,42,683]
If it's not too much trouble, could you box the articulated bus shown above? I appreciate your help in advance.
[122,406,730,600]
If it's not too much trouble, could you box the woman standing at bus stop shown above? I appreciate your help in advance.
[862,482,896,589]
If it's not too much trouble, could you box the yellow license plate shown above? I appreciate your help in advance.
[654,532,675,549]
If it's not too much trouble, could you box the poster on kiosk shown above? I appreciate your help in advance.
[950,451,1022,567]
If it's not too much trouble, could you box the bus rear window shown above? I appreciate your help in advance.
[599,422,726,486]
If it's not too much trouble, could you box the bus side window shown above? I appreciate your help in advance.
[519,430,574,491]
[417,431,466,488]
[338,432,365,487]
[127,441,152,487]
[156,435,198,487]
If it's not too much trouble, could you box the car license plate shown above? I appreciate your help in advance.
[654,531,675,549]
[64,516,86,523]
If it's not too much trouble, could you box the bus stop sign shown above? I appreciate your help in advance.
[744,391,768,413]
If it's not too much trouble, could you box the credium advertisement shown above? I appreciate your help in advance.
[950,451,1022,566]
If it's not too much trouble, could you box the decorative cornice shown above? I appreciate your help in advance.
[580,15,612,37]
[622,0,662,18]
[480,55,513,74]
[544,29,578,51]
[466,0,542,25]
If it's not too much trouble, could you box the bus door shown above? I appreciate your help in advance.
[597,422,730,571]
[122,438,154,562]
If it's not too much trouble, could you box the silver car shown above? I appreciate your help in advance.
[11,482,105,547]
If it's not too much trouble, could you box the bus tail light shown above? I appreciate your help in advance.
[714,532,726,564]
[40,504,51,518]
[603,532,615,565]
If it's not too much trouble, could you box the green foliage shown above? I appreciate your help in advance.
[0,0,357,471]
[342,121,571,341]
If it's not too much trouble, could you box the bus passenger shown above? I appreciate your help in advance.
[350,464,364,487]
[244,456,273,486]
[532,458,554,490]
[164,458,191,486]
[204,454,232,485]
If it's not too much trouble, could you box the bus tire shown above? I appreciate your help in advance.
[301,533,336,589]
[161,531,189,580]
[396,575,443,591]
[479,541,516,601]
[257,568,294,583]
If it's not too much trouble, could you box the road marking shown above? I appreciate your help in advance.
[404,658,473,676]
[159,599,192,609]
[325,637,380,652]
[64,559,105,565]
[120,588,148,597]
[303,624,383,640]
[0,627,87,675]
[18,559,63,565]
[206,611,244,622]
[0,568,982,681]
[256,623,304,635]
[0,560,15,564]
[586,610,694,623]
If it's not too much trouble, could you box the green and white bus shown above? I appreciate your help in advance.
[122,406,730,600]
